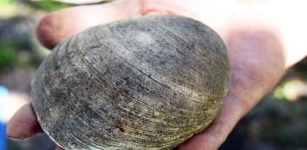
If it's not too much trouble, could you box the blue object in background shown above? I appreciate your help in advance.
[0,86,8,150]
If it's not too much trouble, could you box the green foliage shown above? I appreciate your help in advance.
[243,97,307,149]
[27,0,71,12]
[0,43,17,70]
[0,0,15,4]
[0,41,40,71]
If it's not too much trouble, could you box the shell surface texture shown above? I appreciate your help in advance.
[31,15,230,150]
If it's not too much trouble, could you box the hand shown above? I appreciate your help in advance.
[6,0,307,150]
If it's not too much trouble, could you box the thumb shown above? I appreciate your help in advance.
[6,103,43,140]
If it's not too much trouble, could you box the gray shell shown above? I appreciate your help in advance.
[31,15,230,150]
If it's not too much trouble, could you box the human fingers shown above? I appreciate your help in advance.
[36,0,201,49]
[36,0,142,49]
[6,103,43,140]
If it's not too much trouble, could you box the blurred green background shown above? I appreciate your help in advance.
[0,0,306,150]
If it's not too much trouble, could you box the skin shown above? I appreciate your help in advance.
[6,0,307,149]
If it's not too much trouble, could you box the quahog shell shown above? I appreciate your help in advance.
[31,15,230,150]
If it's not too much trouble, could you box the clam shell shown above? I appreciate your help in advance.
[31,15,230,150]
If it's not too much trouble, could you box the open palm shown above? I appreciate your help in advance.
[7,0,307,149]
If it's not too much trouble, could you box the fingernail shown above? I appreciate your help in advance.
[6,125,43,141]
[6,135,22,141]
[6,122,18,140]
[6,129,23,141]
[6,121,27,140]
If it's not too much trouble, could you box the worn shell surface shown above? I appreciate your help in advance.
[31,15,230,150]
